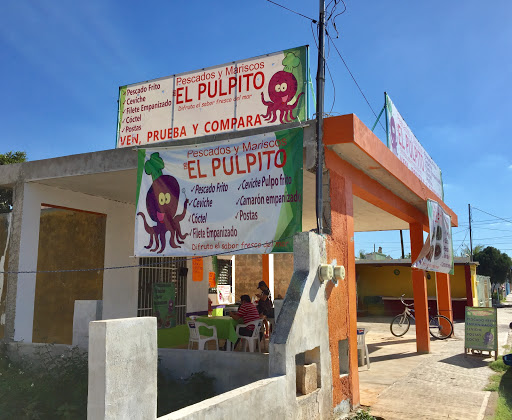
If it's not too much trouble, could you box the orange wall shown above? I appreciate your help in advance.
[326,170,359,409]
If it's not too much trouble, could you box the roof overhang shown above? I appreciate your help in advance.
[324,114,458,230]
[0,115,457,233]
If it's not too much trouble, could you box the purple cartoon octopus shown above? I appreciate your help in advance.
[261,71,304,124]
[138,153,189,253]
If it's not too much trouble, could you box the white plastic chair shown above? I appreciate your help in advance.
[187,320,219,350]
[357,328,370,369]
[235,319,263,352]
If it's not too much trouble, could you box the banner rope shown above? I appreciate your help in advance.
[0,232,307,275]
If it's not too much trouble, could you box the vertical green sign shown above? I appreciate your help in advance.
[153,283,176,329]
[464,307,498,352]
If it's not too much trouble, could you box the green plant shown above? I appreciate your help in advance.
[484,354,512,419]
[489,357,509,373]
[157,370,216,416]
[354,407,376,420]
[494,369,512,420]
[0,343,88,420]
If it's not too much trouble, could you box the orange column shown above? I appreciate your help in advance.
[409,223,430,353]
[262,254,269,287]
[435,272,453,336]
[326,171,360,408]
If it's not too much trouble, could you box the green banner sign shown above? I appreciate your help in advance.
[134,127,303,256]
[464,306,497,352]
[153,283,176,329]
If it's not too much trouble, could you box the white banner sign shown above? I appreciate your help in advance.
[385,94,443,199]
[134,128,303,257]
[217,285,232,305]
[117,46,308,148]
[412,200,454,274]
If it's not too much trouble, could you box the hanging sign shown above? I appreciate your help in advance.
[208,272,216,289]
[152,283,176,329]
[412,199,454,274]
[134,127,303,256]
[464,307,498,355]
[117,46,309,148]
[192,257,203,282]
[385,93,443,199]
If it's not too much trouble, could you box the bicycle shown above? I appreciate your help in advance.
[390,294,453,339]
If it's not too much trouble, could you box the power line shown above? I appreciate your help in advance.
[471,226,512,232]
[455,229,469,254]
[472,207,512,225]
[0,232,299,275]
[326,32,386,133]
[310,21,337,115]
[265,0,317,23]
[326,0,347,38]
[459,220,512,228]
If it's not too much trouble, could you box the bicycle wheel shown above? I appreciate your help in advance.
[390,314,410,337]
[429,315,453,339]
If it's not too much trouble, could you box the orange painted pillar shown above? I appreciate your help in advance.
[409,223,430,353]
[262,254,269,287]
[326,171,360,409]
[435,272,453,336]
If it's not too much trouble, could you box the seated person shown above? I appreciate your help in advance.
[257,281,272,303]
[256,289,274,337]
[257,289,274,319]
[229,295,261,348]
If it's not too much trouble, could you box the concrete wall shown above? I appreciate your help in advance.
[73,300,103,350]
[357,263,469,302]
[273,253,294,299]
[3,341,77,364]
[356,262,474,319]
[8,183,136,343]
[158,348,268,394]
[234,253,294,301]
[88,317,157,420]
[269,232,333,419]
[234,254,262,301]
[87,232,334,420]
[159,377,287,420]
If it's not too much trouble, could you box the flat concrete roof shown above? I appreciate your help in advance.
[0,115,457,233]
[324,114,458,228]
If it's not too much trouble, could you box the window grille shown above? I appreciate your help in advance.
[137,257,187,325]
[209,258,232,293]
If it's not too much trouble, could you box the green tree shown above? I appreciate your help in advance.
[474,246,512,287]
[358,249,366,259]
[461,244,484,258]
[0,151,27,212]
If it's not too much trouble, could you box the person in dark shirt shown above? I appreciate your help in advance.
[257,281,272,303]
[257,289,274,318]
[256,288,274,338]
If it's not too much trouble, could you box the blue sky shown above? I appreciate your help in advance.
[1,0,511,258]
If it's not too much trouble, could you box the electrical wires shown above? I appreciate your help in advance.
[265,0,317,23]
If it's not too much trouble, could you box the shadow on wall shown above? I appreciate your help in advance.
[32,206,106,344]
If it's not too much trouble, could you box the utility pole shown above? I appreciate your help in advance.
[400,230,405,259]
[316,0,326,233]
[468,203,473,261]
